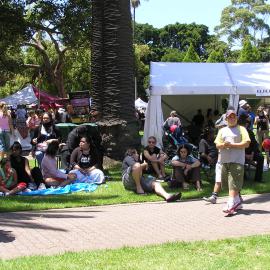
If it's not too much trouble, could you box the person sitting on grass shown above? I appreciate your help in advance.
[10,141,43,190]
[0,157,27,196]
[69,136,105,184]
[171,144,202,191]
[142,136,167,179]
[41,141,76,188]
[122,148,181,202]
[199,127,218,167]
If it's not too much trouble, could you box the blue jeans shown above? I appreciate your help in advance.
[0,131,11,152]
[35,151,45,167]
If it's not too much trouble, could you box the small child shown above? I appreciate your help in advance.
[0,157,27,196]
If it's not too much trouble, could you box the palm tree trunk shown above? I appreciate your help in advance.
[91,0,140,160]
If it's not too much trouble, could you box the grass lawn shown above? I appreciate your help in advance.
[0,160,270,213]
[1,235,270,269]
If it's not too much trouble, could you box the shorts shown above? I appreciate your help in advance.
[122,166,155,193]
[221,163,244,192]
[215,162,222,183]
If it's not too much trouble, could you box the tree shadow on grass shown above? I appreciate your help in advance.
[0,230,15,243]
[0,194,119,213]
[2,194,119,204]
[0,207,110,231]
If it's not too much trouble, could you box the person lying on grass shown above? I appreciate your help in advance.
[122,148,181,202]
[41,141,76,188]
[0,157,27,195]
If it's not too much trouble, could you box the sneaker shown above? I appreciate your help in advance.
[23,188,32,193]
[203,195,217,204]
[28,182,37,190]
[38,183,46,190]
[222,200,241,214]
[0,192,5,197]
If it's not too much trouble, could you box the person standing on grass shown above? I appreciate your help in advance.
[122,148,181,202]
[214,109,250,214]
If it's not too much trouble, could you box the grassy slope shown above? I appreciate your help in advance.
[1,235,270,269]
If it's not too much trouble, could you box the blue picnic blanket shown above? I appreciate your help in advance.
[19,183,98,196]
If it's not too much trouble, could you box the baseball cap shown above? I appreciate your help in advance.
[226,109,237,118]
[239,100,247,107]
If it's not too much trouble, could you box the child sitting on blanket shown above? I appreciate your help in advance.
[0,157,27,196]
[41,141,76,187]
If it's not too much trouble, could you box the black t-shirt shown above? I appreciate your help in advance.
[10,155,31,183]
[79,153,92,169]
[142,146,161,163]
[70,147,98,169]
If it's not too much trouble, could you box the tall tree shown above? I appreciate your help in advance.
[183,44,201,62]
[22,0,92,98]
[238,38,261,62]
[131,0,140,40]
[91,0,140,159]
[207,49,226,63]
[215,0,270,46]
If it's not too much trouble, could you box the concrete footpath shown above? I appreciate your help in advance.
[1,193,270,259]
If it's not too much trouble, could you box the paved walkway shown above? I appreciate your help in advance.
[1,193,270,259]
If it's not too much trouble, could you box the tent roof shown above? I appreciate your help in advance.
[0,85,38,106]
[150,62,270,96]
[135,98,148,109]
[32,85,67,108]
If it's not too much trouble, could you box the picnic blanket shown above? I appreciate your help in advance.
[19,183,98,196]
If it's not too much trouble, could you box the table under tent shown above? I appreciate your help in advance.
[143,62,270,147]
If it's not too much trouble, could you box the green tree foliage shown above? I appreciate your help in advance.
[215,0,270,46]
[207,49,226,63]
[0,0,28,87]
[238,38,261,62]
[183,44,201,62]
[161,48,184,62]
[159,23,210,56]
[134,44,151,98]
[134,23,160,45]
[0,0,92,98]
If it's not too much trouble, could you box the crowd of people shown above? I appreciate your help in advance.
[123,101,270,213]
[0,99,270,214]
[0,102,104,196]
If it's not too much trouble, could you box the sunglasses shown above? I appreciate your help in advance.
[148,141,156,144]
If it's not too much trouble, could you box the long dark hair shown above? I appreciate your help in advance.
[45,140,59,157]
[177,144,191,156]
[10,141,23,154]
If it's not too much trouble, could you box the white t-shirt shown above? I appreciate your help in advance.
[214,125,250,165]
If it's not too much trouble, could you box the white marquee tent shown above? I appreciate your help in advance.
[135,98,148,109]
[143,62,270,147]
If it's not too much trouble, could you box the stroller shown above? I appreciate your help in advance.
[163,126,199,161]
